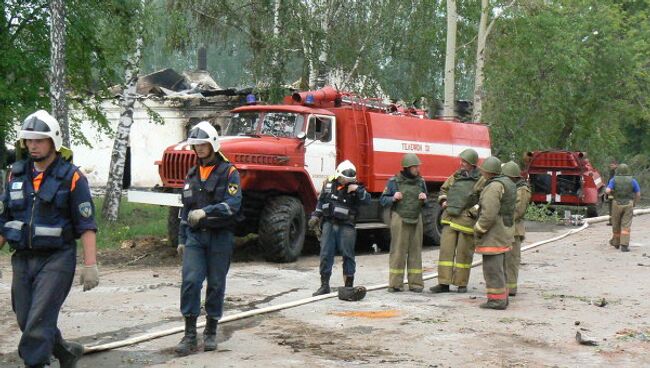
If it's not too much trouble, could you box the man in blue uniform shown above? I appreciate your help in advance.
[0,110,99,368]
[175,121,242,355]
[309,160,371,299]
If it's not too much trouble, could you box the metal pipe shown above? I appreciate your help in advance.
[83,209,650,354]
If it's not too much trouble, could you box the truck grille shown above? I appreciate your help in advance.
[159,151,196,188]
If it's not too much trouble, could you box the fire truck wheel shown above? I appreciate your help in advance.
[422,200,442,246]
[167,207,181,247]
[259,196,306,263]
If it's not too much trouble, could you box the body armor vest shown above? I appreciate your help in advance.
[4,158,77,251]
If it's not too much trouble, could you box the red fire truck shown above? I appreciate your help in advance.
[128,86,492,262]
[522,150,605,217]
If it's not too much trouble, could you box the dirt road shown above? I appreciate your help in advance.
[1,216,649,367]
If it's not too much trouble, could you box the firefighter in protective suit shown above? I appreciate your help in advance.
[606,163,641,252]
[473,156,516,310]
[380,153,428,292]
[502,161,531,296]
[0,110,98,368]
[309,160,370,300]
[175,121,242,356]
[430,148,485,294]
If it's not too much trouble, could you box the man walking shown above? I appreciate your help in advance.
[430,149,484,294]
[473,156,516,310]
[175,121,242,355]
[0,110,99,368]
[381,153,428,292]
[606,163,641,252]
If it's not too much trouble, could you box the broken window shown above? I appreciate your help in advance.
[306,116,332,142]
[530,173,551,195]
[557,175,581,195]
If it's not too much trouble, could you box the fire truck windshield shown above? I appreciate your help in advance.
[225,112,305,138]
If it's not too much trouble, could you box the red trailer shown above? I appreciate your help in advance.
[129,87,492,262]
[523,150,605,217]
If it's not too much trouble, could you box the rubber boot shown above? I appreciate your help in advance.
[175,316,198,356]
[429,284,450,293]
[621,245,630,252]
[609,239,620,249]
[457,286,468,293]
[345,276,354,288]
[53,339,84,368]
[203,318,218,352]
[509,288,517,297]
[313,274,331,296]
[479,299,508,310]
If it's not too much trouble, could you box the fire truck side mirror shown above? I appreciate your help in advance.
[297,132,307,140]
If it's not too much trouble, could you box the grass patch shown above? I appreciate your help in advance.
[94,197,167,249]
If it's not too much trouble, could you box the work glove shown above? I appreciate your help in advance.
[418,192,427,200]
[308,216,320,230]
[188,209,207,227]
[177,243,185,257]
[347,184,359,193]
[80,264,99,291]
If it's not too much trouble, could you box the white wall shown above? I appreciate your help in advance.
[71,99,229,188]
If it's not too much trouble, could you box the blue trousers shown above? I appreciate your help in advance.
[319,221,356,277]
[11,246,76,367]
[181,229,234,319]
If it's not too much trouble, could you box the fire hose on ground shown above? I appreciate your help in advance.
[83,209,650,354]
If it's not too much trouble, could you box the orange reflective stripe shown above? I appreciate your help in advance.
[70,171,80,191]
[621,229,631,235]
[487,292,508,300]
[228,166,237,176]
[475,246,510,253]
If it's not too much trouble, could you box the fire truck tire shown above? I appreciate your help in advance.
[259,196,306,263]
[167,207,181,247]
[422,200,442,246]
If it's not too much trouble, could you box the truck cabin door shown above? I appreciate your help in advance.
[304,114,337,192]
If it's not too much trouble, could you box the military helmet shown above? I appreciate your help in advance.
[401,153,421,167]
[459,148,479,166]
[480,156,502,175]
[19,110,63,152]
[616,163,630,175]
[188,121,220,152]
[502,161,521,178]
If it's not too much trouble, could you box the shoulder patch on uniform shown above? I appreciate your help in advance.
[78,202,93,218]
[228,183,239,196]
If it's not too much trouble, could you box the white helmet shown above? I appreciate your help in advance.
[19,110,63,151]
[187,121,220,152]
[336,160,357,181]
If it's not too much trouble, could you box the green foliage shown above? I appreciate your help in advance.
[483,0,650,167]
[524,203,562,223]
[93,197,167,249]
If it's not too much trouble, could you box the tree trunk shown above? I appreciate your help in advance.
[102,10,144,222]
[443,0,458,120]
[315,1,333,88]
[472,0,489,123]
[49,0,69,146]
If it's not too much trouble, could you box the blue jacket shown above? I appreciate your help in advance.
[0,156,97,251]
[179,158,243,243]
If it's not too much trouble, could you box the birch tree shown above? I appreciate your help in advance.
[442,0,458,119]
[49,0,69,146]
[102,2,145,222]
